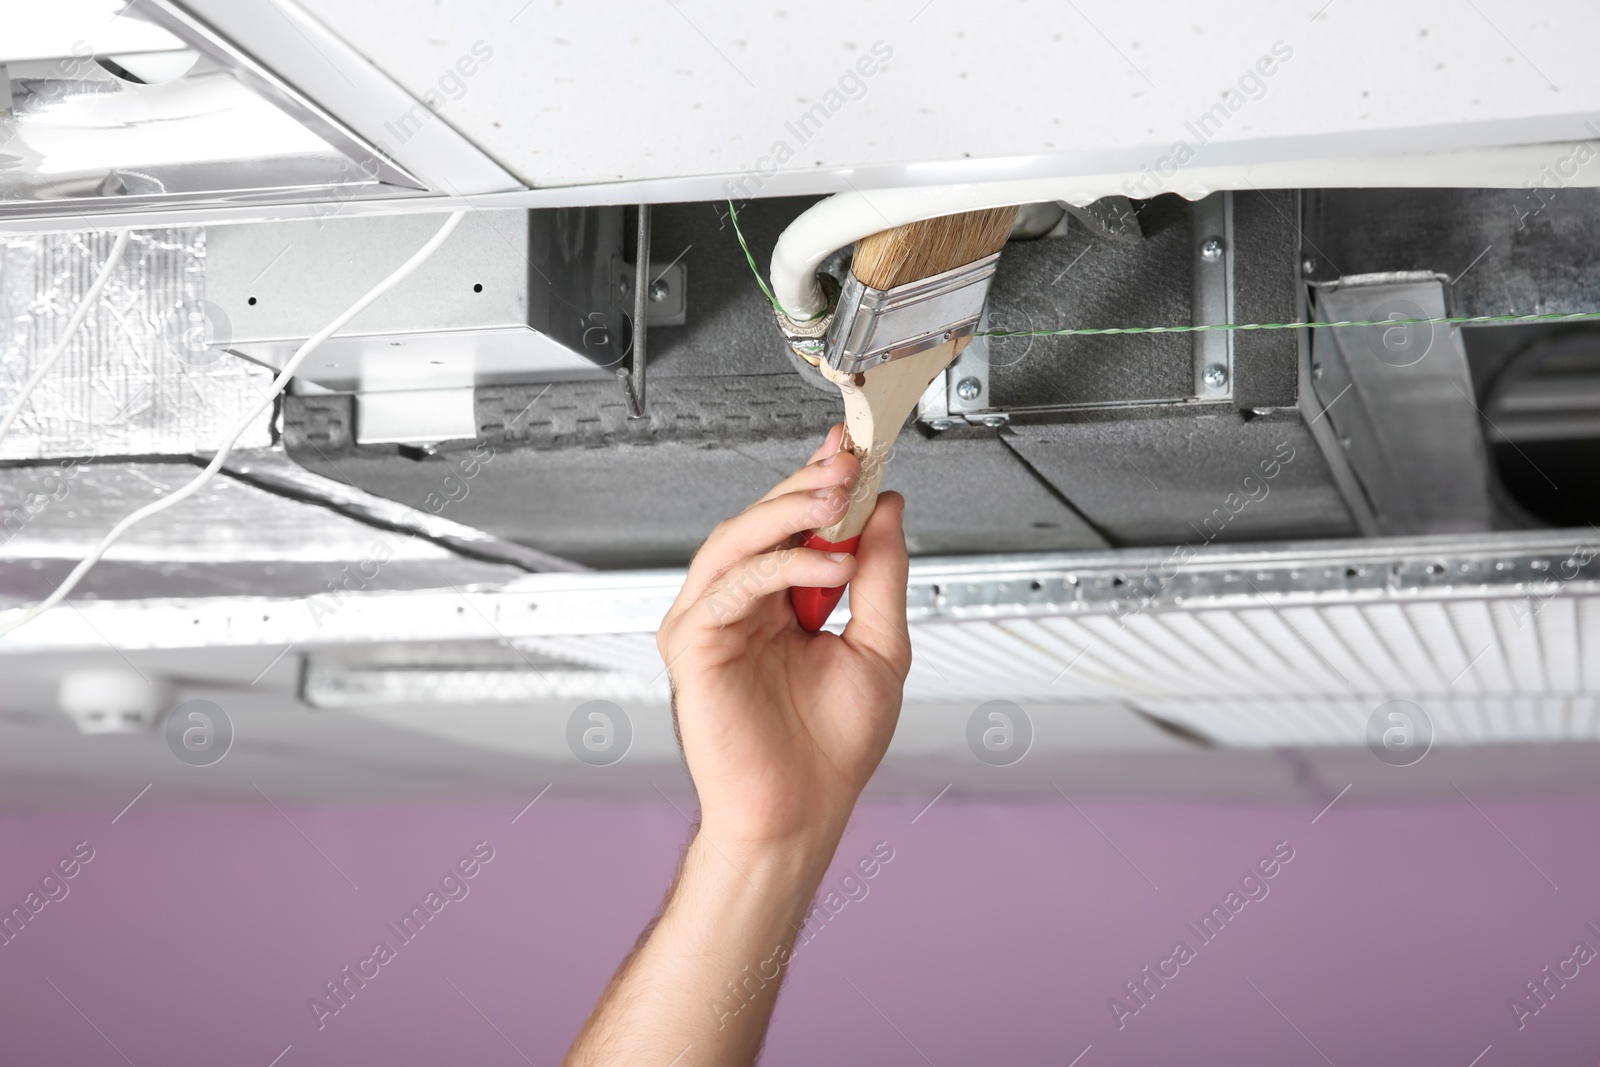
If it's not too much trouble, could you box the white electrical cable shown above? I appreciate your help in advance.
[0,229,133,447]
[0,209,469,639]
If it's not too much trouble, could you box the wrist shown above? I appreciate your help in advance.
[687,823,842,904]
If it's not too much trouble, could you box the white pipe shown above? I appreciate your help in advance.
[767,141,1600,318]
[770,180,1163,320]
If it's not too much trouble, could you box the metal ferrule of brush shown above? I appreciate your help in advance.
[823,251,1001,375]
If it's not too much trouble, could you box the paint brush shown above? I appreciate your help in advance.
[787,206,1018,631]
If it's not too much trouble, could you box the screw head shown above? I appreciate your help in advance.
[1301,256,1316,275]
[617,276,631,297]
[955,376,982,401]
[648,279,668,303]
[928,418,955,432]
[1200,237,1224,262]
[981,414,1008,428]
[1202,363,1228,388]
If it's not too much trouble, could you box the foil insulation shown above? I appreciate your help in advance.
[0,228,274,460]
[0,461,523,603]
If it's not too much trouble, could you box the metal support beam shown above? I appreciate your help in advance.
[618,205,650,418]
[1191,192,1235,400]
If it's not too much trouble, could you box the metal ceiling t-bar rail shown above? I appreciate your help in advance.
[2,529,1597,653]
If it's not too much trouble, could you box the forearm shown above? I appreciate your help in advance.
[566,430,909,1063]
[564,828,839,1066]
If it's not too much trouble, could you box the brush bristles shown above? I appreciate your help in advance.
[849,206,1019,291]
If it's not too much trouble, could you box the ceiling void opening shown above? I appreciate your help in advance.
[1468,325,1600,527]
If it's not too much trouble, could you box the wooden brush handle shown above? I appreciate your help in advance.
[822,206,1017,541]
[816,343,960,542]
[792,206,1017,631]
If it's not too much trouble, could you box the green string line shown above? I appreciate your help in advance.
[979,312,1600,337]
[726,201,1600,336]
[726,200,784,313]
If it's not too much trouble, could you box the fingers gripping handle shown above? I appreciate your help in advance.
[790,530,862,632]
[786,351,942,632]
[790,438,885,632]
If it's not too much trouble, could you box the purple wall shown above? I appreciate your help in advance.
[2,795,1597,1065]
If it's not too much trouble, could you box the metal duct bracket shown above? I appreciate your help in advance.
[617,205,650,419]
[1191,192,1234,400]
[1308,272,1494,534]
[917,309,1009,430]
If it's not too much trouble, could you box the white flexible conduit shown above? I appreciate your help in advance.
[764,135,1600,316]
[766,137,1600,319]
[770,182,1099,320]
[0,209,468,639]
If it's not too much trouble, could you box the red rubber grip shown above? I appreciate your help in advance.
[789,531,861,632]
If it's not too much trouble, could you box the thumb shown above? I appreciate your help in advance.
[842,491,911,673]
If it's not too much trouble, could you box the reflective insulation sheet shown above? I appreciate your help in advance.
[0,227,274,459]
[0,461,524,603]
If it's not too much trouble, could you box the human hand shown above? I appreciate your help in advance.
[656,424,912,861]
